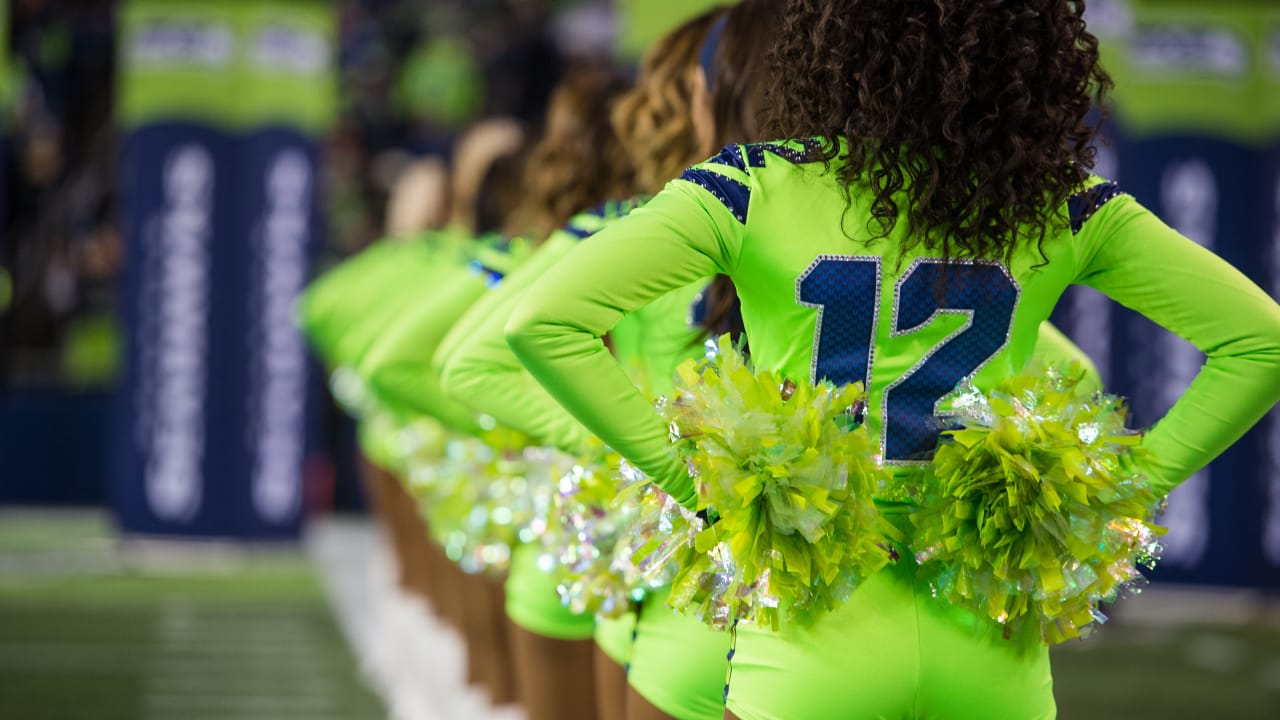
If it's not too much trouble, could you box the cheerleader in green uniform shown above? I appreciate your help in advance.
[505,2,1280,718]
[432,11,732,718]
[296,122,523,621]
[358,69,636,714]
[436,8,751,720]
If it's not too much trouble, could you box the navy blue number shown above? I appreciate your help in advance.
[884,260,1018,461]
[797,257,1018,463]
[796,256,881,388]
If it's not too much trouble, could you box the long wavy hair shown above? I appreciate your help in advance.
[762,0,1112,264]
[508,69,636,241]
[706,0,776,149]
[699,0,778,341]
[612,8,726,194]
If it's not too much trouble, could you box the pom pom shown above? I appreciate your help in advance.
[412,424,558,575]
[391,417,450,476]
[910,362,1165,644]
[329,366,374,417]
[551,453,671,617]
[649,336,897,630]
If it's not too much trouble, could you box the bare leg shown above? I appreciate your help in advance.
[358,458,416,594]
[594,643,627,720]
[625,685,678,720]
[483,575,518,706]
[382,466,434,606]
[458,572,518,704]
[434,547,469,629]
[724,710,742,720]
[509,619,598,720]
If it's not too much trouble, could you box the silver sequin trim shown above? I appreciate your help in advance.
[881,257,1022,466]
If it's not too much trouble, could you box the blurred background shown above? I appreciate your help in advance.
[0,0,1277,718]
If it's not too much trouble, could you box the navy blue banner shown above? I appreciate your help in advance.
[114,123,321,539]
[1262,141,1280,587]
[115,123,236,536]
[228,127,321,538]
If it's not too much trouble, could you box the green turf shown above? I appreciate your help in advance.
[2,511,1277,719]
[1052,622,1280,719]
[0,512,384,720]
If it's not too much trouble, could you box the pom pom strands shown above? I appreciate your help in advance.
[910,363,1164,644]
[553,456,678,617]
[413,424,558,575]
[656,336,896,630]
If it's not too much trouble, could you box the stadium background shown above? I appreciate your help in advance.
[0,0,1277,718]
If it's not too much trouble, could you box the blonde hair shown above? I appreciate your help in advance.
[611,8,725,194]
[384,156,450,236]
[507,70,635,241]
[449,118,526,233]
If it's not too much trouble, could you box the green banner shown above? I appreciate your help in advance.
[1102,1,1270,142]
[1262,9,1280,138]
[236,2,336,133]
[118,0,335,133]
[615,0,733,63]
[0,3,13,131]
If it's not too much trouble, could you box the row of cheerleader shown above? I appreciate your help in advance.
[299,2,1280,718]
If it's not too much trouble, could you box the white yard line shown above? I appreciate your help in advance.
[304,517,526,720]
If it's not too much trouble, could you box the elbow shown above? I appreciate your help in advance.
[504,305,551,363]
[437,349,482,401]
[506,303,596,371]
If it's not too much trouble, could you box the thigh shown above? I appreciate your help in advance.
[626,684,678,720]
[627,587,732,720]
[725,563,920,720]
[505,542,596,640]
[460,572,517,704]
[914,588,1055,720]
[595,643,629,720]
[510,621,598,720]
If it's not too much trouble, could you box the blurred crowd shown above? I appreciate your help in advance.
[0,0,682,391]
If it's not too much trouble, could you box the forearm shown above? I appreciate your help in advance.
[1079,197,1280,494]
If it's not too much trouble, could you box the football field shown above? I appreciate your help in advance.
[1,510,1276,719]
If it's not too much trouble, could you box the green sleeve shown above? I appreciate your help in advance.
[296,240,424,366]
[1032,321,1101,390]
[618,279,708,398]
[431,236,526,367]
[1075,194,1280,496]
[359,264,488,434]
[507,179,744,507]
[437,234,594,453]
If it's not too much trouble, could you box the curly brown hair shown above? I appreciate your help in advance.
[508,69,636,241]
[612,8,726,194]
[762,0,1112,264]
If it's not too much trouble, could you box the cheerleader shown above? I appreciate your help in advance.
[296,119,525,623]
[357,69,635,711]
[432,12,732,720]
[436,8,781,720]
[505,2,1280,719]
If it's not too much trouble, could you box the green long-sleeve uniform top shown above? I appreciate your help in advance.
[357,234,531,434]
[435,198,691,454]
[438,208,1097,458]
[296,231,466,370]
[507,140,1280,507]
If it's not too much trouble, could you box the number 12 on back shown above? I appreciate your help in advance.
[797,256,1020,463]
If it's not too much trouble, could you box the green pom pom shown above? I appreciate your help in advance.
[412,425,557,575]
[548,444,641,617]
[911,362,1164,644]
[651,336,897,630]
